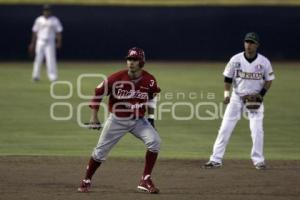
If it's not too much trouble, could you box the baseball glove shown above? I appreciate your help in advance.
[241,94,263,110]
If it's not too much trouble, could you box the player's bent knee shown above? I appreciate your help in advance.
[92,149,107,162]
[146,136,161,152]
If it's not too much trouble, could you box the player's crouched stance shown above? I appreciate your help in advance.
[78,47,161,194]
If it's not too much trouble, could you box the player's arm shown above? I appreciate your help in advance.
[260,60,274,98]
[88,80,109,128]
[223,76,233,104]
[89,95,101,129]
[89,108,100,128]
[28,32,37,56]
[29,18,39,55]
[259,80,272,97]
[223,58,235,104]
[147,96,157,128]
[147,77,160,128]
[56,32,62,49]
[54,18,63,49]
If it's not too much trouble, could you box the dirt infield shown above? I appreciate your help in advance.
[0,156,299,200]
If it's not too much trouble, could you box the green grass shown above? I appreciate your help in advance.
[1,0,300,6]
[0,62,300,160]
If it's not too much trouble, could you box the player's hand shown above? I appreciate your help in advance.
[255,93,263,102]
[56,42,62,49]
[86,116,102,130]
[84,122,102,130]
[147,118,155,128]
[223,96,230,104]
[28,43,35,57]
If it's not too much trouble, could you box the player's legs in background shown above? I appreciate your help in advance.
[248,104,265,166]
[32,41,45,81]
[209,98,242,164]
[45,42,57,82]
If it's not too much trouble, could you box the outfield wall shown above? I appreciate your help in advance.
[0,5,299,61]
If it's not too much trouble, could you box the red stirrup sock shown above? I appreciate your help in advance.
[84,157,101,180]
[143,150,158,177]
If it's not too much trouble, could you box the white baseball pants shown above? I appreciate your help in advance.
[32,40,57,81]
[209,93,265,165]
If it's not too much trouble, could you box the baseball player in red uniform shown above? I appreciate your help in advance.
[78,47,161,194]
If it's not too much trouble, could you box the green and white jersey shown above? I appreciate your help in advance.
[223,52,275,96]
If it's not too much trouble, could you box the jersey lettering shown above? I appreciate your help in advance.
[236,70,263,80]
[126,103,144,110]
[116,89,148,99]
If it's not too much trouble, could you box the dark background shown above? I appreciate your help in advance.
[0,5,299,61]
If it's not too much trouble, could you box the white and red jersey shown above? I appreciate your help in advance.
[90,69,160,118]
[223,52,275,96]
[32,15,63,42]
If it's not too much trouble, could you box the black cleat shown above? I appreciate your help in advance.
[203,161,222,169]
[255,162,267,170]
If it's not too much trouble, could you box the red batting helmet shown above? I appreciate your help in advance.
[126,47,145,67]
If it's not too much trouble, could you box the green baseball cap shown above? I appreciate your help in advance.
[244,32,260,44]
